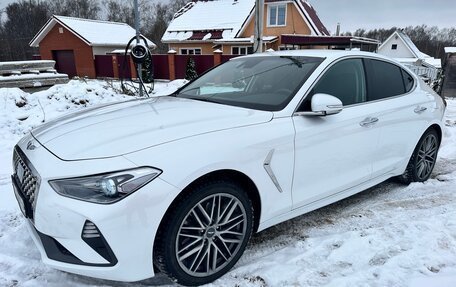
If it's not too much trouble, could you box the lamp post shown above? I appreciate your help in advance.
[254,0,264,53]
[133,0,143,97]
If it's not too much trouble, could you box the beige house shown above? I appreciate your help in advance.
[161,0,329,55]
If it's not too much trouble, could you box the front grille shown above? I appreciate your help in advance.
[13,147,40,219]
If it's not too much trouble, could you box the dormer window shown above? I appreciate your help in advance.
[268,4,286,27]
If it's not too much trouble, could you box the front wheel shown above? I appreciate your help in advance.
[154,180,254,286]
[397,129,440,184]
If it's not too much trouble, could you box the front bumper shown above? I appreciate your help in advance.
[12,135,180,282]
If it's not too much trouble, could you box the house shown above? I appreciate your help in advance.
[30,15,156,78]
[378,30,441,81]
[161,0,330,55]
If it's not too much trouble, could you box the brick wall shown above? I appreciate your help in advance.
[39,25,96,78]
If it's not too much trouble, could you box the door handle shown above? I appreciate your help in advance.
[359,117,379,127]
[414,106,427,114]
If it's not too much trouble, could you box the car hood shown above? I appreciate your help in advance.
[31,96,273,161]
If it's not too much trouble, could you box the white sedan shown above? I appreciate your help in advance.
[12,50,445,286]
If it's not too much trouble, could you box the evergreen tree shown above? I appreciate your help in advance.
[141,55,153,83]
[185,57,198,81]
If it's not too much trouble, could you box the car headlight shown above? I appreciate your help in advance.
[49,167,162,204]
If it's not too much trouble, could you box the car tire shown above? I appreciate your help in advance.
[397,128,440,184]
[154,179,254,286]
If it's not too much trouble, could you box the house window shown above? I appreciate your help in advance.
[232,46,253,55]
[268,4,286,26]
[180,48,202,55]
[391,44,398,50]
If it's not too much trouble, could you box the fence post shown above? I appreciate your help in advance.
[168,49,177,80]
[112,55,119,79]
[213,49,222,67]
[130,56,137,79]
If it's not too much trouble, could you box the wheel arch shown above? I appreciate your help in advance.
[428,123,442,143]
[154,169,262,250]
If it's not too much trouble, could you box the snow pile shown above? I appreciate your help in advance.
[444,47,456,54]
[0,80,456,286]
[0,80,129,143]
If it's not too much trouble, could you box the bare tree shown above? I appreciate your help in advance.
[48,0,100,19]
[1,0,49,60]
[104,0,135,26]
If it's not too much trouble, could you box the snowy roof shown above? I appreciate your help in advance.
[379,30,429,59]
[30,15,156,48]
[445,47,456,54]
[162,0,328,43]
[162,0,255,42]
[423,57,442,69]
[395,57,441,69]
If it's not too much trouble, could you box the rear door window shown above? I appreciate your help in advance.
[365,59,406,101]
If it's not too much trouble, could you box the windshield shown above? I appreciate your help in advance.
[176,56,323,111]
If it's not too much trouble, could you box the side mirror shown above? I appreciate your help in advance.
[311,93,343,115]
[295,93,343,116]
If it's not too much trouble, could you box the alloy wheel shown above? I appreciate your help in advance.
[175,193,247,277]
[415,133,438,180]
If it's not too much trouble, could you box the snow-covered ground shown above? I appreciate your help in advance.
[0,81,455,287]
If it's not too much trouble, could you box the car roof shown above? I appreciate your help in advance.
[240,49,394,63]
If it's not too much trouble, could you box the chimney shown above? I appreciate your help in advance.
[336,23,341,36]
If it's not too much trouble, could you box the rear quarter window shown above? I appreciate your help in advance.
[366,59,406,101]
[401,69,415,93]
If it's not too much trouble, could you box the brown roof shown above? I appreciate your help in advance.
[299,0,330,36]
[188,30,224,40]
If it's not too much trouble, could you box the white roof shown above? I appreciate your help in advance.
[162,0,255,42]
[395,57,441,69]
[445,47,456,54]
[396,30,430,59]
[30,15,155,48]
[379,30,429,59]
[394,58,420,64]
[423,58,442,69]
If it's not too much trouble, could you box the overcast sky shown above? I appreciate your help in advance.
[308,0,456,33]
[0,0,455,33]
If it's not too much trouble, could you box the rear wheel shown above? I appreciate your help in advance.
[397,129,440,184]
[154,180,253,286]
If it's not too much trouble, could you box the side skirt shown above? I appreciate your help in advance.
[257,172,396,232]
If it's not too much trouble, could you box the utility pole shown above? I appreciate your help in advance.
[254,0,264,53]
[134,0,143,97]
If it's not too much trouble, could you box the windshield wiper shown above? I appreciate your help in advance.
[280,56,303,68]
[182,95,224,105]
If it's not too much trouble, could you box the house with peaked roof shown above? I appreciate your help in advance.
[378,30,441,81]
[162,0,329,55]
[30,15,155,78]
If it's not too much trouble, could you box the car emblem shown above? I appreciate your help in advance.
[26,141,36,150]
